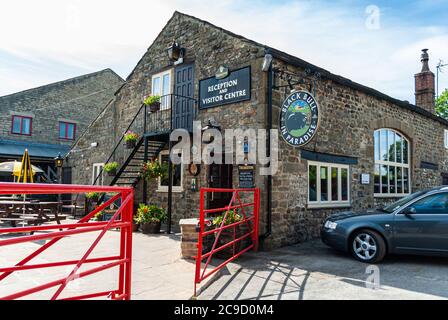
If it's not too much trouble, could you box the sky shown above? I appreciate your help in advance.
[1,0,447,102]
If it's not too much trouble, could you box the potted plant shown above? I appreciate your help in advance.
[93,211,104,221]
[136,203,167,234]
[124,131,138,149]
[85,191,100,202]
[104,162,119,176]
[143,95,161,112]
[212,210,247,259]
[141,160,168,182]
[132,214,140,232]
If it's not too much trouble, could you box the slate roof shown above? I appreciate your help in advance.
[0,139,71,160]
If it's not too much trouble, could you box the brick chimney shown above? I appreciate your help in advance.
[414,48,435,113]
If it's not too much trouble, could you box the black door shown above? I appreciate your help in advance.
[393,192,448,253]
[173,64,195,132]
[208,163,233,210]
[61,167,72,203]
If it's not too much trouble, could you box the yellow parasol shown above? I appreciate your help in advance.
[15,149,35,183]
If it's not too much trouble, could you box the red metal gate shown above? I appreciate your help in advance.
[0,183,133,300]
[194,187,260,296]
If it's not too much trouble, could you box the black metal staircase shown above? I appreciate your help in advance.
[92,94,197,189]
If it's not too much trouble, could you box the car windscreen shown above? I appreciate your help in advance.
[382,190,428,213]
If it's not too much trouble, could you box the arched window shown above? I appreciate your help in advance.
[374,129,410,196]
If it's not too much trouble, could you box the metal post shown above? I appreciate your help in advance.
[142,136,149,204]
[167,94,174,234]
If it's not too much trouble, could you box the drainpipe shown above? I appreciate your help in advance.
[261,52,273,240]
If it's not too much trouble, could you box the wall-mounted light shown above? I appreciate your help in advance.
[54,152,64,168]
[167,40,185,65]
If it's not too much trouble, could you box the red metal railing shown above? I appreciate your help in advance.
[0,183,133,300]
[194,187,260,296]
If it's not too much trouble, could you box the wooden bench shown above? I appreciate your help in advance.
[0,217,25,227]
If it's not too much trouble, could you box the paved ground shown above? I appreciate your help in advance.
[199,240,448,300]
[0,220,198,300]
[3,220,448,300]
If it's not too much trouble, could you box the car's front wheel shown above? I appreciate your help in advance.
[349,229,386,263]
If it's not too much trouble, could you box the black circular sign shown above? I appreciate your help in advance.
[279,90,319,147]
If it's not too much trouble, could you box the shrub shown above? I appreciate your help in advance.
[136,203,167,224]
[212,210,243,227]
[93,211,104,221]
[85,192,100,200]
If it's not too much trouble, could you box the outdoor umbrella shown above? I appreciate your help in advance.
[0,161,44,176]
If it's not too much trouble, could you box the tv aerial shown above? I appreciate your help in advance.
[437,59,448,98]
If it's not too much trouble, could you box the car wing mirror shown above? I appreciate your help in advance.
[402,206,416,216]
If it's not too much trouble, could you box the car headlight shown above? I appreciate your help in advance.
[324,220,338,230]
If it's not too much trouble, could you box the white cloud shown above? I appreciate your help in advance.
[1,0,447,101]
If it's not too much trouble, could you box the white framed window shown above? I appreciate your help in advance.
[308,161,350,208]
[444,129,448,149]
[157,150,183,192]
[92,163,104,186]
[151,70,172,110]
[374,128,411,197]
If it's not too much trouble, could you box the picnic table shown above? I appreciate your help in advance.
[0,200,67,227]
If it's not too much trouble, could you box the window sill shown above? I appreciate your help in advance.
[307,203,351,209]
[156,187,184,193]
[374,193,410,198]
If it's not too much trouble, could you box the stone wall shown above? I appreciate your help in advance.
[0,69,124,148]
[267,57,448,248]
[69,12,269,233]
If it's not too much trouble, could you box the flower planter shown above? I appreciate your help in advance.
[148,102,160,112]
[141,221,161,234]
[106,169,116,177]
[132,223,140,232]
[126,140,136,149]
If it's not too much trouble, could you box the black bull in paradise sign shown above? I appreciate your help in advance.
[279,90,319,147]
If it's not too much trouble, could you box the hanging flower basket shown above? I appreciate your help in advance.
[104,162,118,176]
[124,131,138,149]
[141,160,168,182]
[143,95,161,112]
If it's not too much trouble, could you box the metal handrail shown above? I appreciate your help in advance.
[92,93,197,186]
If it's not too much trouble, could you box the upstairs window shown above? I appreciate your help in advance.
[374,128,410,196]
[59,121,76,140]
[151,70,172,110]
[11,115,32,135]
[444,130,448,149]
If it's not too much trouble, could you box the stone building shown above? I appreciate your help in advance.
[0,69,124,182]
[68,12,448,248]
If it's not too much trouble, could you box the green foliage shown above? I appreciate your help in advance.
[141,160,168,181]
[94,211,104,221]
[85,192,99,200]
[124,131,138,142]
[436,89,448,119]
[136,203,167,224]
[104,162,119,173]
[143,95,161,106]
[212,210,243,226]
